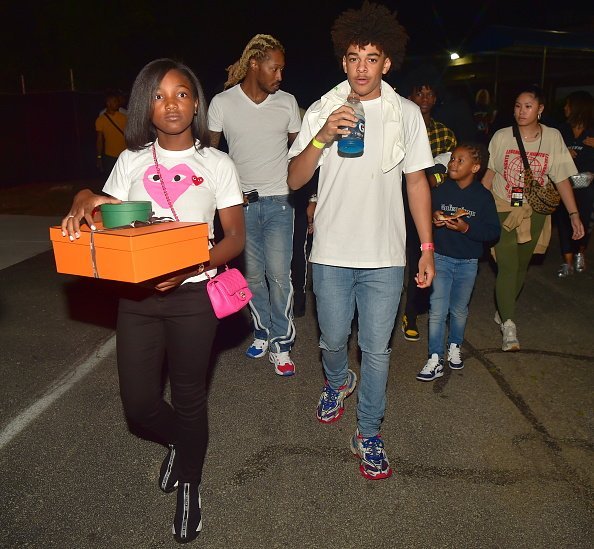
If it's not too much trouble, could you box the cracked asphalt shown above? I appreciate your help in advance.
[0,215,592,548]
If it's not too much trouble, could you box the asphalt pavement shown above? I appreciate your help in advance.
[0,214,592,548]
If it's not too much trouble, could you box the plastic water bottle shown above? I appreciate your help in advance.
[337,92,365,158]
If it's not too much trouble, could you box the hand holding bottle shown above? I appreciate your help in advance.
[338,92,365,158]
[313,105,359,145]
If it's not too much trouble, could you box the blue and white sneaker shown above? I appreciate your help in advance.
[447,343,464,370]
[416,354,444,382]
[316,369,357,424]
[245,338,268,359]
[350,430,393,480]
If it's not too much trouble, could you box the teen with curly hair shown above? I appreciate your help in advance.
[288,1,435,480]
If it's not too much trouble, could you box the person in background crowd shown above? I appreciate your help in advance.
[291,106,318,317]
[401,74,457,342]
[554,90,594,277]
[482,84,584,352]
[433,86,476,143]
[473,88,498,145]
[95,90,128,179]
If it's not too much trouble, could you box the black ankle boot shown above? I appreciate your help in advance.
[172,482,202,543]
[159,444,179,493]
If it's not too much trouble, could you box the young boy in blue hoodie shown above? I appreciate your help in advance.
[417,143,501,381]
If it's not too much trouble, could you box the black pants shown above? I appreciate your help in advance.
[554,185,594,255]
[116,282,217,483]
[291,175,318,311]
[403,184,430,320]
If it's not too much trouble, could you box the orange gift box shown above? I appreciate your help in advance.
[49,221,210,283]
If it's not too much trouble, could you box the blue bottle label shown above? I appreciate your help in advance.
[338,117,365,157]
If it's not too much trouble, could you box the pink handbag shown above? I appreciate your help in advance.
[205,266,253,319]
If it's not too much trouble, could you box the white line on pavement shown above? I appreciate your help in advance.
[0,335,116,450]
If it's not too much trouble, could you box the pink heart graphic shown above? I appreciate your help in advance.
[143,164,198,208]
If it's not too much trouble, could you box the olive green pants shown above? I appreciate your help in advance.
[494,212,546,322]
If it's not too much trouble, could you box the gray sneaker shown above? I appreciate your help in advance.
[557,263,574,278]
[501,319,520,352]
[575,253,586,273]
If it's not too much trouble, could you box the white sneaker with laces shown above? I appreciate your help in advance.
[245,338,269,359]
[269,351,295,377]
[416,354,444,382]
[447,343,464,370]
[501,319,520,352]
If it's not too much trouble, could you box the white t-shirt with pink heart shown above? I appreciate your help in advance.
[103,139,243,282]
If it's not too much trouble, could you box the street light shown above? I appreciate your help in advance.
[450,52,460,60]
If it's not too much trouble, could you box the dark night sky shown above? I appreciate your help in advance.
[3,0,593,106]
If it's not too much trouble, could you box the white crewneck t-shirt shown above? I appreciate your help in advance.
[208,85,302,196]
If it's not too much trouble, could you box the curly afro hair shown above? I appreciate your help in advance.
[331,1,408,71]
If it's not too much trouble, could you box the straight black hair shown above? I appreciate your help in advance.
[125,58,210,151]
[515,84,545,106]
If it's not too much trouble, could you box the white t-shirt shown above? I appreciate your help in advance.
[289,94,433,268]
[103,140,243,282]
[207,85,302,196]
[488,124,577,203]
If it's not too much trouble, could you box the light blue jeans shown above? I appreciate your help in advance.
[428,253,478,357]
[244,195,295,353]
[312,263,404,437]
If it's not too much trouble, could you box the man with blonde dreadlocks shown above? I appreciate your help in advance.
[208,34,301,376]
[288,1,435,480]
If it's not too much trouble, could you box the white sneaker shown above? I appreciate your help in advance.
[416,354,444,382]
[245,338,268,359]
[501,319,520,352]
[269,351,295,377]
[447,343,464,370]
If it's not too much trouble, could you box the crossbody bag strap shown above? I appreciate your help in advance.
[104,113,125,136]
[513,124,531,172]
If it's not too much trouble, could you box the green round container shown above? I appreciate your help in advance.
[101,201,152,228]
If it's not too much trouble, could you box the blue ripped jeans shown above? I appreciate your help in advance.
[312,263,404,437]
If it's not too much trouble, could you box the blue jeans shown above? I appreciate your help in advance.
[312,264,404,438]
[428,253,478,358]
[244,195,295,353]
